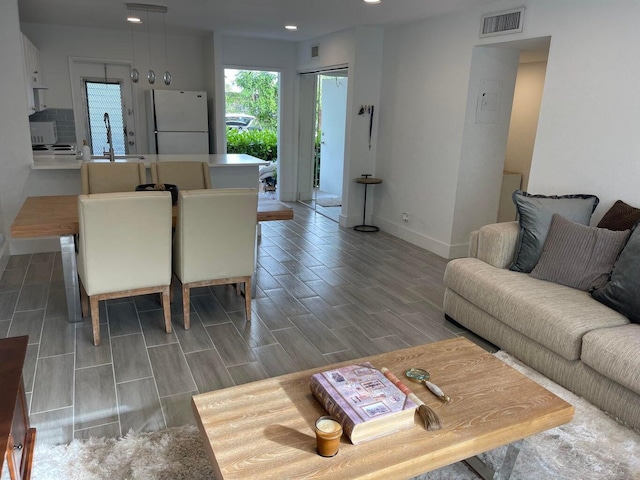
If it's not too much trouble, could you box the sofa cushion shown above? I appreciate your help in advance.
[509,191,599,274]
[444,258,629,361]
[591,226,640,324]
[530,214,630,291]
[597,199,640,231]
[582,324,640,395]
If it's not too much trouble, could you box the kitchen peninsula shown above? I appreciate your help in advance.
[30,153,268,189]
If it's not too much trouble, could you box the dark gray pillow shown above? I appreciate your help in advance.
[509,191,599,273]
[597,200,640,231]
[530,214,630,291]
[591,226,640,324]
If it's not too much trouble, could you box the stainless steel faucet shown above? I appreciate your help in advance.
[103,112,115,162]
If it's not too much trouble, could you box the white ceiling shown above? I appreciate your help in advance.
[18,0,499,40]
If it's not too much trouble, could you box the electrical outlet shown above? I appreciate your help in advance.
[402,213,409,222]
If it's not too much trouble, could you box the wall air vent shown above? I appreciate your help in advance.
[311,44,320,58]
[480,7,524,38]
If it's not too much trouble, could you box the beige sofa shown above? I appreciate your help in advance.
[443,221,640,431]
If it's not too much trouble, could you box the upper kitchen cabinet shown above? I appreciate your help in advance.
[21,33,46,115]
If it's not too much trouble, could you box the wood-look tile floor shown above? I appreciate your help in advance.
[0,202,493,445]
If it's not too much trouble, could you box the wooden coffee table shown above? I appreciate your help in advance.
[192,337,574,479]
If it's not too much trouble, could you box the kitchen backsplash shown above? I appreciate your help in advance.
[29,108,76,143]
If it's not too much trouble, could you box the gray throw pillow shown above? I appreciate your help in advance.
[509,191,599,273]
[530,214,631,291]
[591,226,640,324]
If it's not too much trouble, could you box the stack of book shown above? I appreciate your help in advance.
[310,362,417,444]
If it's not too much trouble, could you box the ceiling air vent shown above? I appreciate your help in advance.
[311,44,320,58]
[480,7,524,38]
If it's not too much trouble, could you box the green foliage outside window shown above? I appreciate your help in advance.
[226,128,278,162]
[226,71,278,131]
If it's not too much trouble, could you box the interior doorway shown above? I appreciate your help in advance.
[70,60,138,155]
[297,70,348,223]
[498,38,550,222]
[451,37,551,253]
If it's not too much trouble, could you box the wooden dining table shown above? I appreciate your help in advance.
[11,194,294,323]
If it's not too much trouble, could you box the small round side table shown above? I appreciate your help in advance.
[354,174,382,232]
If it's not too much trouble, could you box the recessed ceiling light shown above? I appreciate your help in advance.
[127,16,142,23]
[364,0,381,4]
[285,25,298,31]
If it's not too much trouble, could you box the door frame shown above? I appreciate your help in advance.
[296,67,349,220]
[68,57,141,154]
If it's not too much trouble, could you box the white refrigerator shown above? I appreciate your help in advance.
[147,90,209,154]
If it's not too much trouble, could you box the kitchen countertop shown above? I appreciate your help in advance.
[31,153,269,170]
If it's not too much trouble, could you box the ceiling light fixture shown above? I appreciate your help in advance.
[285,25,298,31]
[363,0,381,4]
[126,3,171,85]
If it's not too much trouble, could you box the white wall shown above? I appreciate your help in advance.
[504,61,547,191]
[450,46,519,254]
[525,1,640,225]
[0,0,34,255]
[374,10,478,255]
[373,0,640,257]
[296,29,353,72]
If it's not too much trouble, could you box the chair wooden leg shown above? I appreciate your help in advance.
[90,297,101,346]
[235,282,241,295]
[244,277,251,321]
[182,284,191,330]
[80,281,89,318]
[162,286,172,334]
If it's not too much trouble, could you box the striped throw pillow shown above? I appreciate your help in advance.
[530,214,631,291]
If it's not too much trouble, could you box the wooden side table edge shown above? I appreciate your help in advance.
[21,428,36,480]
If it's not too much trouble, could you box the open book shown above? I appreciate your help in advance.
[310,362,417,444]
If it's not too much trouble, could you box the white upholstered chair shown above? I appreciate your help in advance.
[77,191,173,346]
[150,161,211,190]
[81,162,147,194]
[173,188,258,329]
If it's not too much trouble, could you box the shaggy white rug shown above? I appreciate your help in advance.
[11,352,640,480]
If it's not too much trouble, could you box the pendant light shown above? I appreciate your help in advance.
[146,10,156,84]
[126,4,170,85]
[162,11,172,85]
[129,23,140,83]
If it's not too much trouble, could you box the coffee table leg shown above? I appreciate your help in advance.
[463,439,523,480]
[60,234,83,323]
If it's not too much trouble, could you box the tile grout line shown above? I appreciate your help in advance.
[138,298,169,431]
[106,300,124,438]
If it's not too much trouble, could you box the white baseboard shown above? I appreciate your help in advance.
[372,216,468,259]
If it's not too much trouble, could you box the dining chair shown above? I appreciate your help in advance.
[173,188,258,329]
[80,162,147,194]
[150,161,212,190]
[77,191,173,346]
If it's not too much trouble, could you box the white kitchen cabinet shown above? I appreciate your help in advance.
[21,34,46,115]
